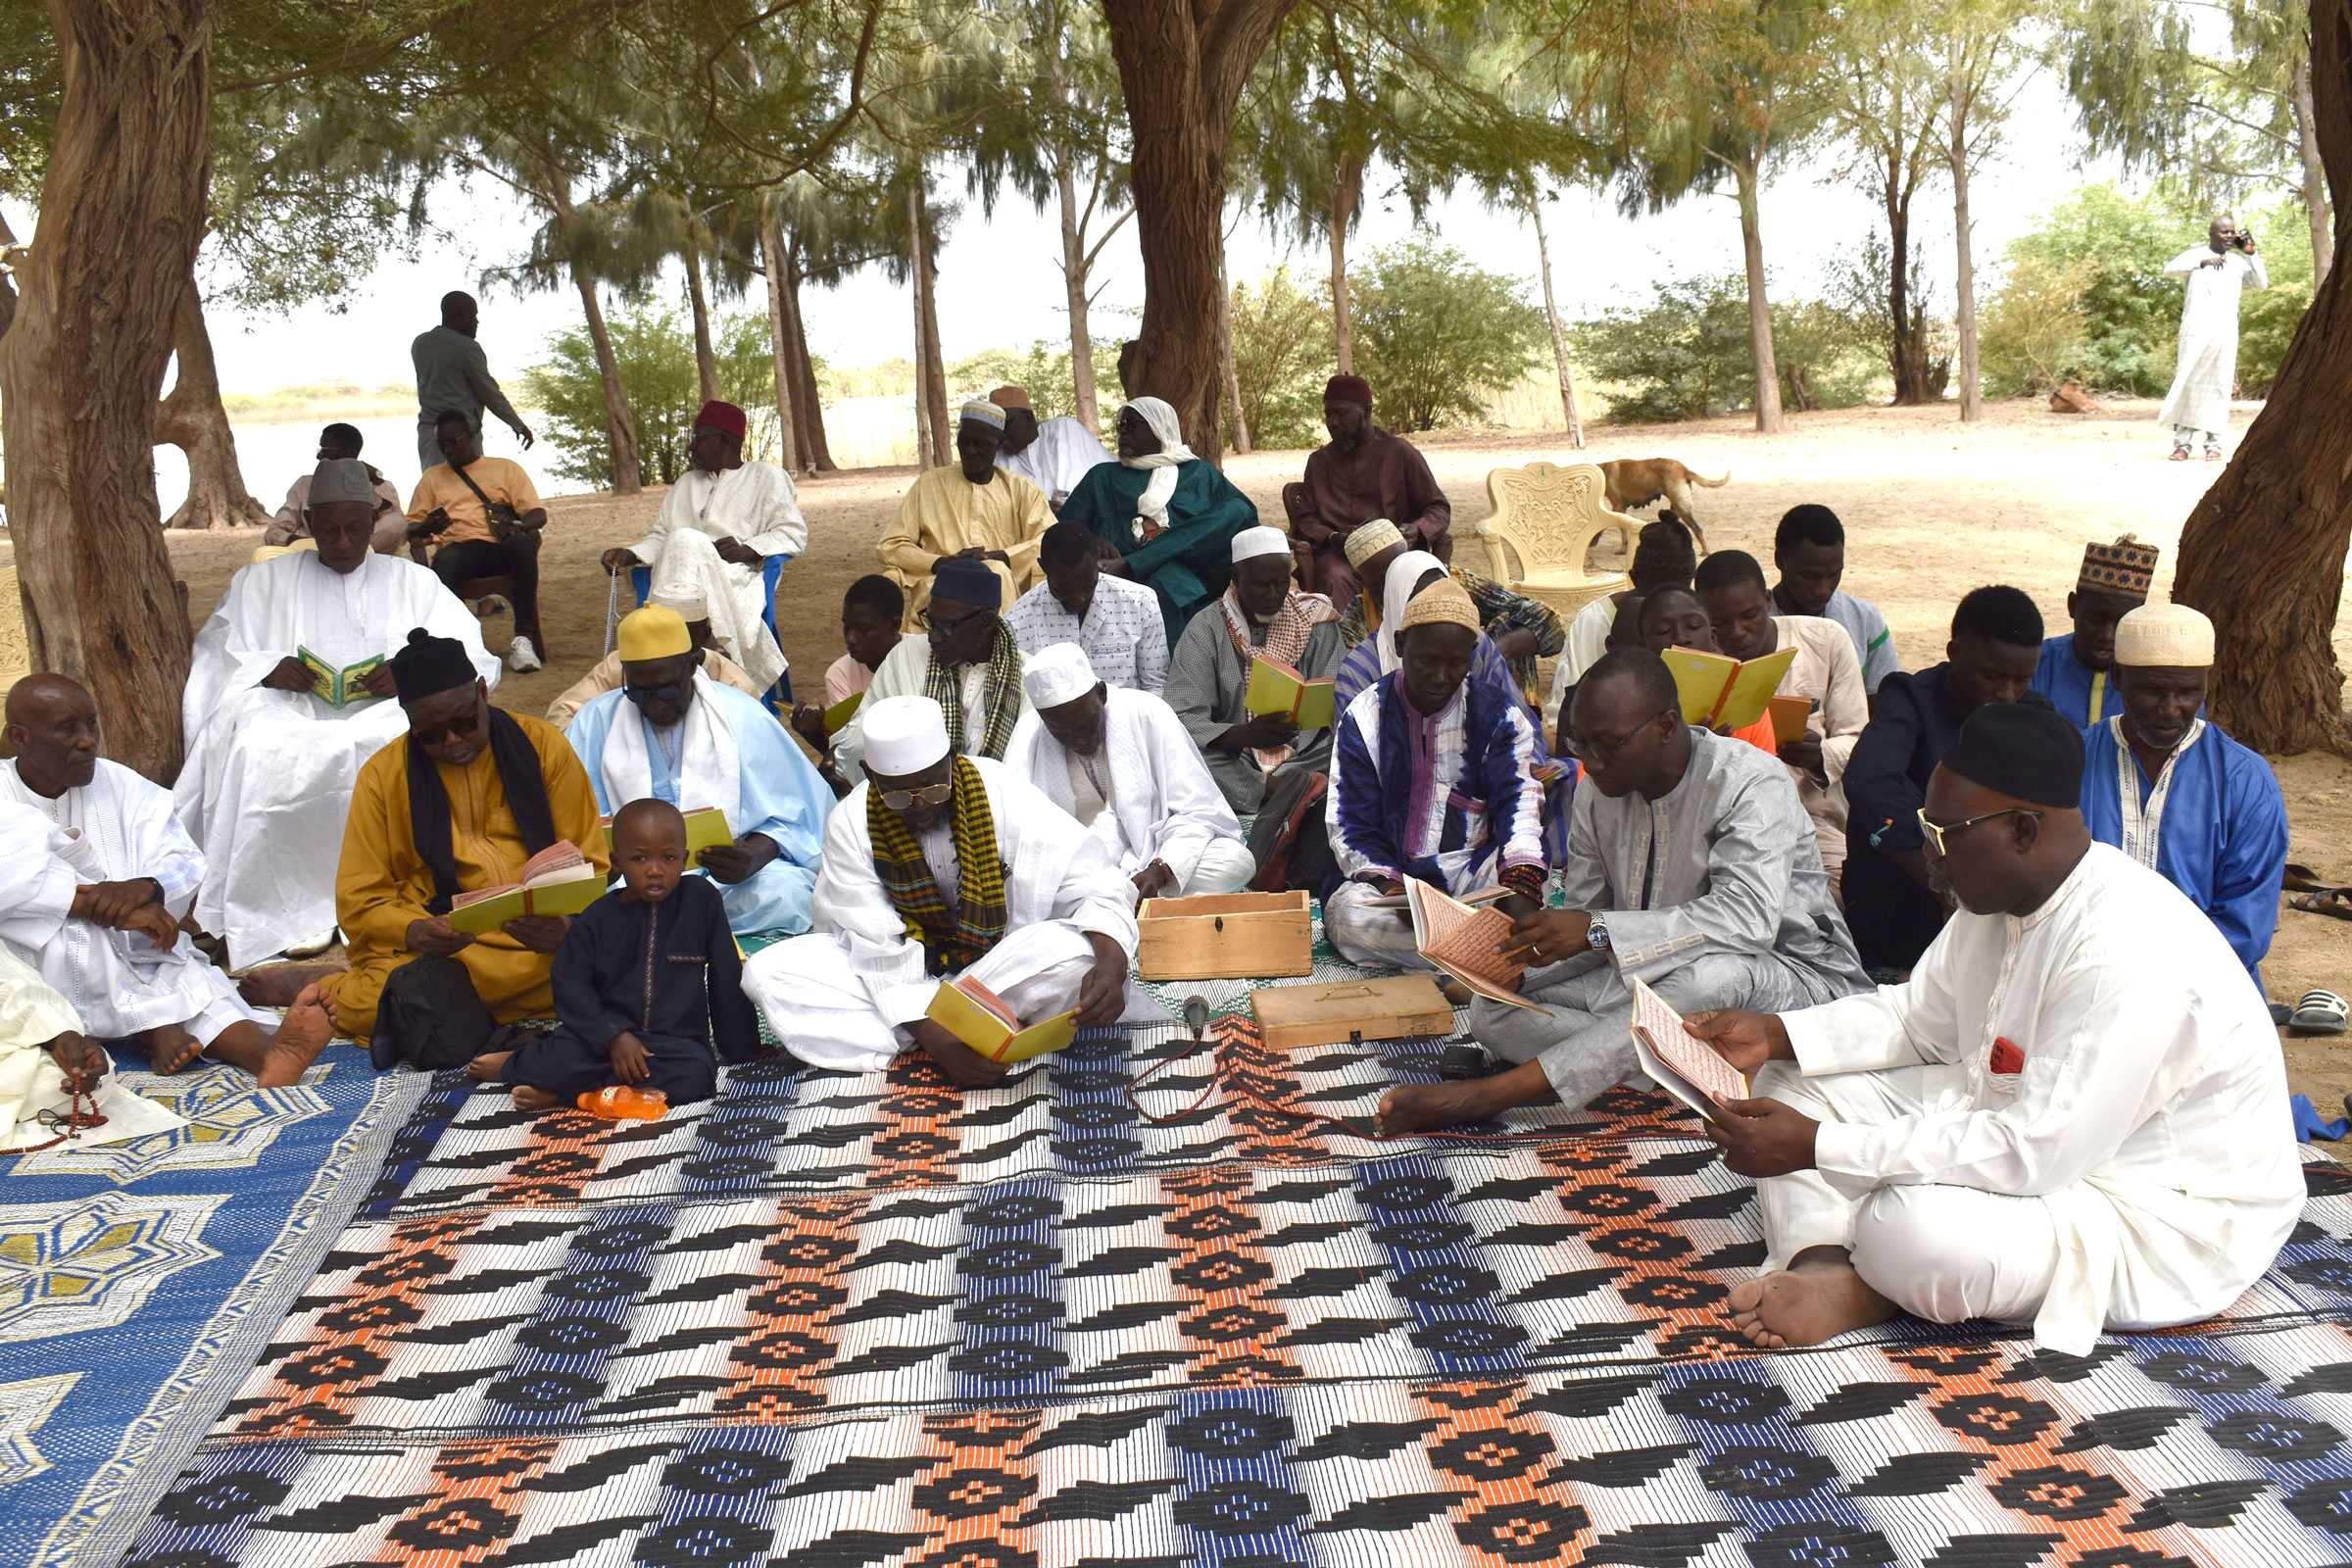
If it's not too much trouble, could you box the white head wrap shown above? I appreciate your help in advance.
[1021,642,1101,710]
[861,695,952,776]
[2114,603,2216,668]
[1118,397,1196,541]
[650,585,709,620]
[1375,549,1448,675]
[1231,526,1291,565]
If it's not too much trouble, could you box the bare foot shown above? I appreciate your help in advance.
[1376,1058,1550,1137]
[255,985,335,1089]
[466,1051,514,1083]
[144,1025,207,1075]
[238,961,339,1007]
[1726,1259,1896,1349]
[512,1085,563,1112]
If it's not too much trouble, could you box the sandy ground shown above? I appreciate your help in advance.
[77,395,2352,1111]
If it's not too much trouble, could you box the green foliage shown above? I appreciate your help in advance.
[1227,268,1336,450]
[2234,194,2317,395]
[1983,184,2191,395]
[1575,272,1877,421]
[524,306,777,488]
[1979,252,2101,396]
[1349,238,1545,432]
[948,340,1126,437]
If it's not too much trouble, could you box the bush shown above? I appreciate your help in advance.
[1979,252,2099,396]
[2235,193,2318,396]
[1350,238,1546,432]
[949,338,1125,441]
[1572,273,1875,422]
[1227,267,1334,450]
[1983,185,2191,396]
[525,306,781,489]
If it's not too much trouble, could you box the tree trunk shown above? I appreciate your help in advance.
[1102,0,1300,465]
[1048,40,1102,432]
[2172,0,2352,754]
[910,259,933,470]
[154,280,268,530]
[1529,197,1585,449]
[2296,55,2336,283]
[2,0,210,781]
[1329,150,1362,374]
[683,220,720,406]
[757,197,802,472]
[781,252,835,470]
[1886,182,1926,405]
[572,266,642,494]
[908,177,951,468]
[1216,232,1250,454]
[1949,39,1983,424]
[1735,160,1786,434]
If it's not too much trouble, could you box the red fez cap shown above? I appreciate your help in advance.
[1325,373,1373,409]
[695,400,748,439]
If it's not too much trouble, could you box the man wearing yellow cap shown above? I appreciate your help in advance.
[988,384,1112,508]
[545,585,766,728]
[2080,602,2284,988]
[565,607,833,939]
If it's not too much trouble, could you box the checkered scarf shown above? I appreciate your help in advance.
[926,619,1027,760]
[866,754,1007,972]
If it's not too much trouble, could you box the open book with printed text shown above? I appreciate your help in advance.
[1404,877,1543,1011]
[1628,975,1749,1124]
[446,841,608,935]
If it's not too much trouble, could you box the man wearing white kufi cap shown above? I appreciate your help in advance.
[743,695,1138,1084]
[1163,525,1344,821]
[2080,601,2285,987]
[544,584,767,728]
[876,399,1054,629]
[1004,643,1253,905]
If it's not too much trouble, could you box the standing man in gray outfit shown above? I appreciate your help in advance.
[411,290,534,471]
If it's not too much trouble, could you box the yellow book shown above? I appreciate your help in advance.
[446,841,609,935]
[925,976,1080,1064]
[297,646,386,710]
[1768,695,1816,749]
[596,806,733,869]
[1245,657,1337,730]
[1660,645,1799,731]
[822,690,863,737]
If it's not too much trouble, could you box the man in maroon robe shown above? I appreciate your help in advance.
[1284,373,1452,611]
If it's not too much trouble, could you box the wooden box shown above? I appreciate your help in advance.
[1253,975,1455,1050]
[1136,890,1313,980]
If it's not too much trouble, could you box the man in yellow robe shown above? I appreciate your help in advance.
[246,629,607,1065]
[877,399,1053,628]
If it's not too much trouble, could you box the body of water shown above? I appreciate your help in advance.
[151,414,578,521]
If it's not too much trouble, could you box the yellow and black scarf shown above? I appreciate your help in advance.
[925,619,1028,760]
[867,755,1008,972]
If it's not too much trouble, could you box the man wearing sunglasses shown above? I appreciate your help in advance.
[248,630,608,1071]
[833,557,1031,785]
[1690,700,2299,1355]
[565,606,833,938]
[1379,648,1869,1137]
[744,695,1137,1087]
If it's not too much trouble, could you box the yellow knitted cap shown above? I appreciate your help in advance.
[616,606,692,662]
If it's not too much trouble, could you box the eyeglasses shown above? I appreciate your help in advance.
[877,781,955,811]
[918,606,990,635]
[624,678,689,707]
[1916,806,2043,858]
[1564,708,1674,762]
[410,707,483,747]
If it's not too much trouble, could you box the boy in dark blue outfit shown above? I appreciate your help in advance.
[469,799,759,1110]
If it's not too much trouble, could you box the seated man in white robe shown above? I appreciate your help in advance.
[989,384,1113,508]
[174,459,501,971]
[600,399,802,694]
[833,557,1030,784]
[1694,701,2301,1355]
[546,585,764,728]
[1,678,332,1084]
[0,943,107,1152]
[1379,649,1871,1136]
[566,606,832,939]
[1006,643,1253,905]
[743,696,1136,1088]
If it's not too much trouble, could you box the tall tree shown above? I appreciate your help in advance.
[1940,0,2034,422]
[2172,0,2349,752]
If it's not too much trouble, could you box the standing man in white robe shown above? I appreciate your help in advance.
[566,607,833,939]
[2,679,333,1085]
[601,399,802,694]
[2158,215,2268,462]
[1006,643,1253,905]
[743,696,1137,1086]
[1694,701,2301,1355]
[989,384,1113,508]
[174,460,501,972]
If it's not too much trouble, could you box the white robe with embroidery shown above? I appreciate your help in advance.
[172,551,500,970]
[624,462,807,691]
[1004,686,1251,896]
[0,767,264,1044]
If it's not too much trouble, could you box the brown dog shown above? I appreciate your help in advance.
[1599,459,1727,556]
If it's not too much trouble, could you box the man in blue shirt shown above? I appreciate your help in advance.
[2081,603,2284,990]
[2033,534,2157,729]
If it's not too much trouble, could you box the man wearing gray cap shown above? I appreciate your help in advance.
[174,459,502,973]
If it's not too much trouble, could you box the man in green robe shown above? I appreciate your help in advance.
[1059,397,1258,645]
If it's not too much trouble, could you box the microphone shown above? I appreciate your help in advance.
[1183,996,1209,1042]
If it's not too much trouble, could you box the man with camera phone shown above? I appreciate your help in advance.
[2157,215,2267,464]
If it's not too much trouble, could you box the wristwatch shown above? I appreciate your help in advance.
[1586,914,1611,953]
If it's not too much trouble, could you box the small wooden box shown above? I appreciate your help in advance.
[1253,975,1455,1050]
[1136,890,1313,980]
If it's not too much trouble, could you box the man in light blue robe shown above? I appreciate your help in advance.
[566,607,831,938]
[2080,603,2284,989]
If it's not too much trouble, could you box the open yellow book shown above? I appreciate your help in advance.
[297,646,385,710]
[925,976,1080,1064]
[822,690,863,737]
[595,806,732,869]
[1661,645,1798,731]
[447,841,608,935]
[1246,657,1337,730]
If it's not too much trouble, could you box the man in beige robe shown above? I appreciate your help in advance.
[878,399,1053,628]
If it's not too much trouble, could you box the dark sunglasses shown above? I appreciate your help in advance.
[410,707,483,747]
